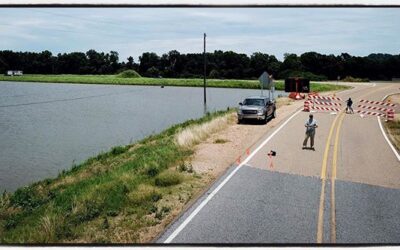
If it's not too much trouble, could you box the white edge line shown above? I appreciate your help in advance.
[377,93,400,162]
[164,108,303,243]
[378,117,400,161]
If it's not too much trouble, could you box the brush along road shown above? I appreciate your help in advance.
[158,82,400,244]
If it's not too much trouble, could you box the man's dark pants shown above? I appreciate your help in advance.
[303,131,315,147]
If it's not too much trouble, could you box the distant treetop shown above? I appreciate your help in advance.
[0,49,399,81]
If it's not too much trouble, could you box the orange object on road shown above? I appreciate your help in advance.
[288,92,305,100]
[236,156,241,164]
[359,99,396,107]
[307,92,319,100]
[246,148,250,156]
[308,95,342,112]
[356,99,397,119]
[312,95,343,101]
[313,106,340,112]
[303,100,310,112]
[356,110,386,117]
[386,109,395,122]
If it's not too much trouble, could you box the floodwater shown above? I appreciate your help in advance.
[0,81,285,191]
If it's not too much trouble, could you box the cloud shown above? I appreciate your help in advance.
[0,8,398,61]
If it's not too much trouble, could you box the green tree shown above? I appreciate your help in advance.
[145,66,160,77]
[126,56,134,69]
[139,52,160,75]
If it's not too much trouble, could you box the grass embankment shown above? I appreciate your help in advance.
[0,110,235,243]
[0,74,350,92]
[383,94,400,152]
[385,120,400,151]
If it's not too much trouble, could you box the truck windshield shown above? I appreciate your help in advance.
[243,99,265,106]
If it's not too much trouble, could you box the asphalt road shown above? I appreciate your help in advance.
[158,82,400,244]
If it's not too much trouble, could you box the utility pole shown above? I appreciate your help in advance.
[203,33,207,105]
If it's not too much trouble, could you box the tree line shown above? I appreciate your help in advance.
[1,49,399,80]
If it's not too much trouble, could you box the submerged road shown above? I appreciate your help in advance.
[158,82,400,244]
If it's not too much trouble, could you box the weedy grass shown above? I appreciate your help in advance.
[214,138,230,144]
[275,97,294,108]
[155,171,183,187]
[175,113,236,148]
[384,117,400,152]
[0,109,235,243]
[0,74,350,92]
[383,95,400,153]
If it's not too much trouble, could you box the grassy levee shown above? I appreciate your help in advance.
[385,120,400,151]
[0,110,235,243]
[0,74,350,92]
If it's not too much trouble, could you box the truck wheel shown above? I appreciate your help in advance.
[272,109,276,119]
[262,116,267,124]
[237,119,242,124]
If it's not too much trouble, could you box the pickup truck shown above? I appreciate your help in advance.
[237,96,276,124]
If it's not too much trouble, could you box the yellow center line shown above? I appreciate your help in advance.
[320,113,341,179]
[330,178,336,243]
[317,179,327,243]
[317,83,394,244]
[332,112,346,180]
[317,112,340,243]
[330,112,346,243]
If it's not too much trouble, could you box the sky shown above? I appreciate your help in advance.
[0,8,399,62]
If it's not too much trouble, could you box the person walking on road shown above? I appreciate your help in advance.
[346,97,354,114]
[303,114,318,150]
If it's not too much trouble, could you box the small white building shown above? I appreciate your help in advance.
[6,70,23,76]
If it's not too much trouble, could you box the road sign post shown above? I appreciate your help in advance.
[270,75,275,101]
[261,81,263,97]
[259,71,270,97]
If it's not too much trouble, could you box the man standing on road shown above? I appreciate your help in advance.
[303,114,318,150]
[346,97,354,114]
